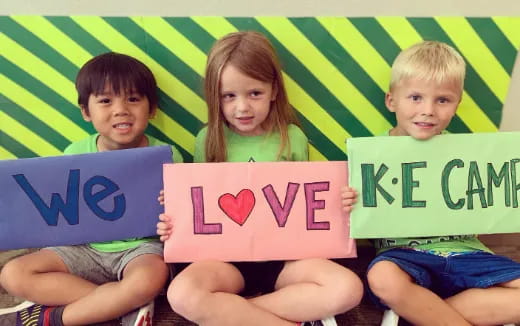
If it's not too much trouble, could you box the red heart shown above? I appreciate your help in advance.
[218,189,255,226]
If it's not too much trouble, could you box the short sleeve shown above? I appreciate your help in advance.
[193,127,208,163]
[288,124,309,161]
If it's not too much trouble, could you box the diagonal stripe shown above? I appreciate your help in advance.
[256,17,391,135]
[317,17,391,92]
[0,146,17,160]
[0,56,93,133]
[1,75,88,142]
[309,145,326,161]
[467,18,517,74]
[11,15,92,68]
[492,17,520,49]
[290,18,395,127]
[1,94,70,151]
[146,124,193,163]
[164,17,215,53]
[435,17,510,101]
[191,16,237,38]
[151,109,195,155]
[0,33,78,106]
[157,89,202,135]
[71,16,207,123]
[349,18,402,66]
[376,17,423,50]
[46,16,111,55]
[0,17,78,82]
[0,111,61,156]
[131,16,206,76]
[297,17,394,126]
[297,111,346,160]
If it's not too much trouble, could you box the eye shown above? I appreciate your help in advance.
[250,90,263,97]
[221,93,235,101]
[98,97,111,104]
[411,95,421,102]
[128,96,141,102]
[438,97,450,104]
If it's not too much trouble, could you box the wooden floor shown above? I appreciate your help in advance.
[1,234,520,325]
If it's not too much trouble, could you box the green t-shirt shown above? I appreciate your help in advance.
[63,133,184,252]
[374,130,491,255]
[193,124,309,163]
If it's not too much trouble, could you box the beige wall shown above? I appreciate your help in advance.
[1,0,518,130]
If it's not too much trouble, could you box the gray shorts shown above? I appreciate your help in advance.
[46,241,163,285]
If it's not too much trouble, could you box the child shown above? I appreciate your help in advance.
[342,41,520,325]
[0,52,184,326]
[157,31,363,326]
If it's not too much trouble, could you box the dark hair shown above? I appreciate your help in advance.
[76,52,158,112]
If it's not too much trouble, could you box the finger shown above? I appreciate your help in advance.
[159,214,170,222]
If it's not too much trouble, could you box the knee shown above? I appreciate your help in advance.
[127,267,168,304]
[328,270,364,313]
[367,261,410,305]
[0,258,29,297]
[167,274,207,319]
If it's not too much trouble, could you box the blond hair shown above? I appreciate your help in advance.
[203,31,300,162]
[389,41,466,92]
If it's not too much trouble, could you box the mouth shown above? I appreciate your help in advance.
[414,122,435,128]
[236,117,254,124]
[113,122,133,129]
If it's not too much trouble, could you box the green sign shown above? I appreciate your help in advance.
[348,132,520,238]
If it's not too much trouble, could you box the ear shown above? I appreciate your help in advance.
[385,92,396,113]
[80,105,92,121]
[149,105,157,119]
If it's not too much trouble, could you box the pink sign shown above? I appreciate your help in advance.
[163,161,356,262]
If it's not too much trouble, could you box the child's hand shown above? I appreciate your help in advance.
[157,213,173,242]
[158,190,165,206]
[341,186,358,213]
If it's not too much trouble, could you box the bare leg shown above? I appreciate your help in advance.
[446,278,520,325]
[0,250,168,325]
[61,254,168,325]
[0,249,96,305]
[167,261,295,326]
[250,258,363,321]
[367,261,470,326]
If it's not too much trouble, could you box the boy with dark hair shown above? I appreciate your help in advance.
[0,52,183,326]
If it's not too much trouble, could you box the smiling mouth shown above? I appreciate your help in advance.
[113,123,132,129]
[414,122,435,128]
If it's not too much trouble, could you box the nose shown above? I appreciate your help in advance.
[235,97,250,114]
[421,101,435,116]
[113,99,129,116]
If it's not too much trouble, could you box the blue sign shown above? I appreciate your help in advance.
[0,146,173,249]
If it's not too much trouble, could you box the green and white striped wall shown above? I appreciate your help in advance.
[1,16,519,161]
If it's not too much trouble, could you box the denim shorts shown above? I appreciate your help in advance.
[367,248,520,309]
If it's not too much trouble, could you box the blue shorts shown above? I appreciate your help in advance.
[367,248,520,309]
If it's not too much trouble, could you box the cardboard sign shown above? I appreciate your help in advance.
[348,132,520,238]
[163,161,356,262]
[0,146,173,249]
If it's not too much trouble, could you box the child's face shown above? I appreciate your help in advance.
[219,64,276,136]
[386,77,461,140]
[81,84,155,151]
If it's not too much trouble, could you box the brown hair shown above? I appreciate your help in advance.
[76,52,158,113]
[204,31,300,162]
